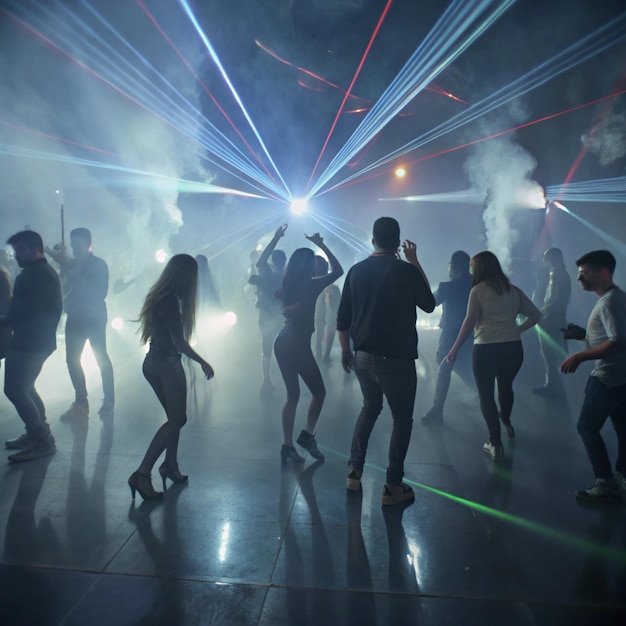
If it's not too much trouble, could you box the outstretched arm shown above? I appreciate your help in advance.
[257,224,287,269]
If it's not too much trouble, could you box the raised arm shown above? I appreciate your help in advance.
[257,224,287,269]
[401,240,435,313]
[306,233,343,287]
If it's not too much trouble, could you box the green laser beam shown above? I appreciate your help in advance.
[320,445,626,564]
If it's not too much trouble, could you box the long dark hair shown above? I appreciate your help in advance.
[471,251,510,295]
[138,254,198,344]
[278,248,315,306]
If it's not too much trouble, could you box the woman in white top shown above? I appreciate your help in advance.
[445,251,541,459]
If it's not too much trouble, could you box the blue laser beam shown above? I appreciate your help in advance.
[321,11,626,195]
[306,0,517,198]
[178,0,292,199]
[5,1,285,200]
[547,176,626,204]
[379,189,486,203]
[0,143,269,199]
[551,201,626,257]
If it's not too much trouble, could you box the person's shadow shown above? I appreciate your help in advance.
[127,484,186,625]
[280,459,338,624]
[64,409,114,567]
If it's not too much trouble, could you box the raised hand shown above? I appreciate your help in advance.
[274,224,288,239]
[401,240,417,264]
[305,232,324,247]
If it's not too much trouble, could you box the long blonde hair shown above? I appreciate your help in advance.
[138,254,198,345]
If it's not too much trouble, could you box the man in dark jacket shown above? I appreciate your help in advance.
[337,217,435,506]
[2,230,62,462]
[422,251,474,423]
[50,228,114,415]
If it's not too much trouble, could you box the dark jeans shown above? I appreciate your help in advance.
[577,376,626,480]
[351,351,417,485]
[431,330,474,413]
[274,331,325,403]
[473,341,523,446]
[4,349,51,439]
[141,353,188,470]
[66,315,114,403]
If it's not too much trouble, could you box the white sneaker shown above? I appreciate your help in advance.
[482,441,503,459]
[575,479,621,502]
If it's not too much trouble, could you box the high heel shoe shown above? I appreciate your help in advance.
[281,444,305,465]
[128,471,163,500]
[158,462,189,490]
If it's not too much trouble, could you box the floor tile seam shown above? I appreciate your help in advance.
[266,475,302,581]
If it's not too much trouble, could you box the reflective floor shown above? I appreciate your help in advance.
[1,314,625,625]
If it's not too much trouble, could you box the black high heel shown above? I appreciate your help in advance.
[281,444,305,465]
[158,462,189,490]
[128,471,163,500]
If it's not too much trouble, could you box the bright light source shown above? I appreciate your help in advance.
[290,198,308,214]
[155,249,168,263]
[395,167,406,179]
[223,311,237,326]
[111,317,124,331]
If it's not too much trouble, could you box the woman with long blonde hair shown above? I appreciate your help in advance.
[445,251,540,459]
[129,254,214,500]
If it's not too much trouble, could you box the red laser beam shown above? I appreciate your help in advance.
[135,0,278,187]
[535,72,626,255]
[255,40,469,110]
[325,88,626,195]
[305,0,394,192]
[0,120,119,157]
[0,9,203,156]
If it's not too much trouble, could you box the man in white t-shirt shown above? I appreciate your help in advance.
[561,249,626,502]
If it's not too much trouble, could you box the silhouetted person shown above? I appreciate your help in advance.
[274,233,342,464]
[534,247,571,396]
[561,250,626,502]
[195,254,220,312]
[0,266,11,371]
[49,228,114,415]
[422,250,474,424]
[129,254,214,500]
[337,217,435,506]
[249,225,287,396]
[2,230,62,462]
[445,251,541,460]
[313,256,341,364]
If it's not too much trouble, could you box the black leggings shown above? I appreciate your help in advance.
[274,331,325,403]
[473,341,523,446]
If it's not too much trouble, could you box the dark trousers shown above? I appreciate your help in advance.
[473,341,523,446]
[431,330,474,412]
[66,315,114,403]
[577,376,626,480]
[274,332,325,403]
[4,349,51,438]
[351,351,417,485]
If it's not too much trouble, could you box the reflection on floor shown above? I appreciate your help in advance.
[0,319,625,625]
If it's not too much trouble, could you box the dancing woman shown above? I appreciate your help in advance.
[445,251,540,459]
[275,233,343,464]
[129,254,214,500]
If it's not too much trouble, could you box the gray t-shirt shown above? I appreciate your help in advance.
[586,286,626,387]
[469,282,540,344]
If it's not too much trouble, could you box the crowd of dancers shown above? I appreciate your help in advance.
[0,216,624,506]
